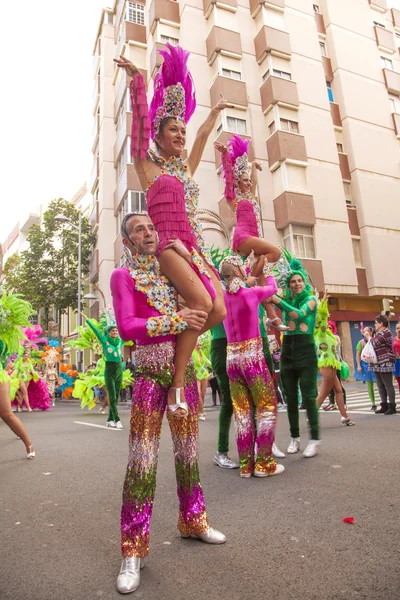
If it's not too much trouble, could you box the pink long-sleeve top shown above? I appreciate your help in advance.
[223,277,278,343]
[110,267,176,346]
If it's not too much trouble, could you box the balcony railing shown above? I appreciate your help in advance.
[250,0,284,18]
[254,26,291,64]
[206,27,242,65]
[338,152,351,180]
[149,0,180,34]
[266,130,307,168]
[273,191,316,229]
[260,75,299,113]
[210,76,248,109]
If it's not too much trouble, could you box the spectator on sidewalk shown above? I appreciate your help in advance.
[355,327,376,411]
[365,316,396,415]
[394,323,400,394]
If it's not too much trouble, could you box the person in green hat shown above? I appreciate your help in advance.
[87,319,124,429]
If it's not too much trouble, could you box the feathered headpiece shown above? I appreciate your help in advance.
[221,135,251,202]
[219,254,245,277]
[0,288,34,356]
[99,306,117,335]
[149,44,196,141]
[22,325,48,350]
[41,344,62,366]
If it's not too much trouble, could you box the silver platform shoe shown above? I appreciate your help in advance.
[181,527,226,544]
[116,557,144,594]
[213,452,239,469]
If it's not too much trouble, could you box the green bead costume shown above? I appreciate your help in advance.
[192,331,212,381]
[314,299,341,371]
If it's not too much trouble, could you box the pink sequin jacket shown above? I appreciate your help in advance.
[111,267,176,346]
[223,277,278,343]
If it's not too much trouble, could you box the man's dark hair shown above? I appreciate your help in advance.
[375,315,389,327]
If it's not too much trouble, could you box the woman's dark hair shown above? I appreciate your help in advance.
[375,315,389,327]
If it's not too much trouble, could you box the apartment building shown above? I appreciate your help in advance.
[89,0,400,368]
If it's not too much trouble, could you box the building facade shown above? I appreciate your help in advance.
[90,0,400,369]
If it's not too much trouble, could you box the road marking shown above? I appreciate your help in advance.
[73,421,123,430]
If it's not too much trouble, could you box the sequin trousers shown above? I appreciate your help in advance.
[121,341,209,558]
[226,336,277,476]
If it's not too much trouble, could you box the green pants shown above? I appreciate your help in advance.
[104,361,123,423]
[280,334,319,440]
[211,337,274,453]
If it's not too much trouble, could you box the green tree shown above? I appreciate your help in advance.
[3,199,96,327]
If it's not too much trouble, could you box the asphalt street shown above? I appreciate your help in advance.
[1,398,400,600]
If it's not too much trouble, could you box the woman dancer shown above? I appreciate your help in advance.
[114,45,227,416]
[314,293,354,426]
[355,327,376,410]
[11,345,37,412]
[193,331,212,421]
[0,288,35,459]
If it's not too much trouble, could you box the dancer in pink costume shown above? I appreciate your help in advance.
[220,255,284,479]
[114,45,229,417]
[111,212,226,595]
[215,135,286,331]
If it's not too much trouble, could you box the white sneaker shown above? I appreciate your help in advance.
[115,421,123,429]
[254,464,285,477]
[107,421,116,428]
[303,440,320,458]
[272,442,286,458]
[287,438,301,454]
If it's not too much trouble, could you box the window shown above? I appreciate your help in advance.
[343,182,353,206]
[227,116,247,134]
[268,121,276,136]
[262,69,270,82]
[222,68,241,81]
[313,4,320,12]
[389,93,400,113]
[117,191,146,236]
[161,35,179,46]
[127,2,145,25]
[319,41,327,56]
[373,20,385,29]
[116,137,131,181]
[281,118,299,134]
[273,69,291,80]
[105,12,114,25]
[337,143,344,153]
[381,56,393,70]
[326,81,334,102]
[282,225,316,259]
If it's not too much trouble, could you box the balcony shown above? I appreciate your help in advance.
[322,56,333,81]
[206,27,242,65]
[249,0,284,17]
[210,76,248,109]
[114,164,142,212]
[374,26,396,53]
[368,0,387,13]
[356,269,369,297]
[213,131,253,168]
[114,112,132,163]
[347,207,360,236]
[383,68,400,94]
[302,259,324,292]
[260,75,299,113]
[89,300,100,320]
[150,42,167,77]
[92,40,100,77]
[119,19,146,46]
[89,249,99,284]
[314,12,326,35]
[114,233,123,266]
[254,26,291,64]
[149,0,180,34]
[203,0,237,18]
[89,156,99,193]
[266,130,307,168]
[392,113,400,136]
[89,201,99,232]
[273,192,316,229]
[91,115,100,153]
[330,102,342,128]
[338,152,351,180]
[392,8,400,30]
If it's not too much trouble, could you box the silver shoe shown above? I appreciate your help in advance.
[167,387,188,418]
[341,417,355,426]
[272,443,286,458]
[213,452,239,469]
[116,557,144,594]
[287,438,300,454]
[181,527,226,544]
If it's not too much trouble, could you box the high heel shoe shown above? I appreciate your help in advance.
[167,387,188,418]
[26,445,35,460]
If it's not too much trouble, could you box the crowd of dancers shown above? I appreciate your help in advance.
[1,44,399,596]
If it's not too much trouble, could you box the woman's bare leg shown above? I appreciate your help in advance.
[0,382,34,455]
[316,368,336,407]
[197,379,207,417]
[199,260,226,333]
[237,237,281,264]
[20,382,32,411]
[331,376,349,419]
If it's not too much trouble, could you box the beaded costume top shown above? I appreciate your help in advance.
[314,300,341,370]
[234,192,263,238]
[277,290,317,336]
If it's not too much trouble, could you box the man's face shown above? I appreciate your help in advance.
[123,215,158,256]
[109,328,119,338]
[289,275,305,295]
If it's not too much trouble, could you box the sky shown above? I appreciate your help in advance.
[0,0,400,244]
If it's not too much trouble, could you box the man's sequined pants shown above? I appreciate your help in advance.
[120,342,209,558]
[226,337,277,477]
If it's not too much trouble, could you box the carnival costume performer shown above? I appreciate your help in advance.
[192,330,212,421]
[0,288,35,459]
[355,327,376,409]
[11,345,38,412]
[271,258,320,458]
[110,212,226,595]
[114,45,228,418]
[87,311,124,429]
[220,255,283,478]
[314,293,354,427]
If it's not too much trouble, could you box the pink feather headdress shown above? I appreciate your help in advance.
[149,44,196,141]
[221,134,251,202]
[22,325,48,350]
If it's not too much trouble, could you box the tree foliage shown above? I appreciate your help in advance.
[3,199,96,325]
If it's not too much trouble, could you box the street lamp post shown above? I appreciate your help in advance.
[55,213,83,371]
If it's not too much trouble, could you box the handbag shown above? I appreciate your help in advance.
[360,339,377,364]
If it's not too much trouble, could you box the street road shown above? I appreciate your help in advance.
[1,399,399,600]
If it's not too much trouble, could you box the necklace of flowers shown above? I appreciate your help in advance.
[125,252,178,317]
[228,277,247,294]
